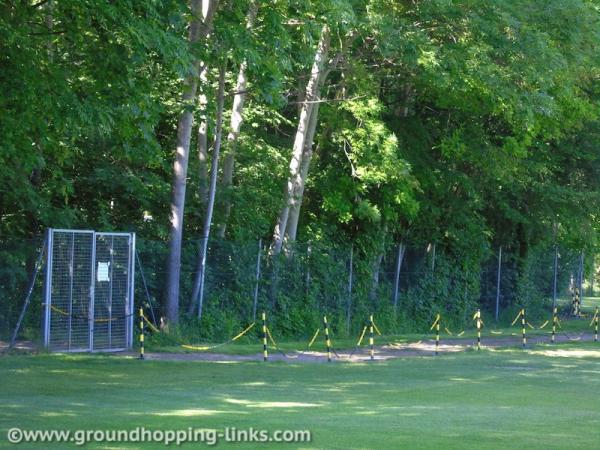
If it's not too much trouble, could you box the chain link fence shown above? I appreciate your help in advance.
[1,236,595,343]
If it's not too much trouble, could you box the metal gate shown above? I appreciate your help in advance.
[43,229,135,352]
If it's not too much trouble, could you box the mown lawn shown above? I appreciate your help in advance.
[1,343,600,449]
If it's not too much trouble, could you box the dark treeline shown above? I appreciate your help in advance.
[2,0,600,338]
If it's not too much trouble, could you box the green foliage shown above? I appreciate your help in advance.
[3,0,600,341]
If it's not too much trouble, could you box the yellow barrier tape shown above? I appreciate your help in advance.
[526,322,535,330]
[142,312,160,333]
[539,320,549,329]
[490,331,503,335]
[181,322,256,351]
[457,331,465,337]
[308,328,320,348]
[356,326,367,346]
[444,327,453,336]
[510,310,523,327]
[266,327,277,347]
[372,321,382,336]
[230,322,256,342]
[590,314,599,327]
[430,314,441,331]
[50,305,124,323]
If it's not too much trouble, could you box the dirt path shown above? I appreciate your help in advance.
[3,332,595,362]
[137,332,596,363]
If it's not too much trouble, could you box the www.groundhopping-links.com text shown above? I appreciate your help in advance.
[6,427,312,446]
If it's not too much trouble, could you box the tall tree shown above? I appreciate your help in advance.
[271,24,330,254]
[190,64,227,319]
[165,0,218,324]
[217,1,259,238]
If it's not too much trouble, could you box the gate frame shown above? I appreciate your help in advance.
[43,228,136,352]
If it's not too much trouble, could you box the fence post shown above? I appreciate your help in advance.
[324,315,331,362]
[594,307,599,342]
[347,246,353,333]
[476,309,481,351]
[139,307,144,360]
[495,246,502,322]
[393,243,406,314]
[369,314,374,361]
[521,309,526,348]
[435,321,440,356]
[252,239,262,321]
[552,307,557,344]
[579,251,585,308]
[552,246,558,311]
[262,311,268,362]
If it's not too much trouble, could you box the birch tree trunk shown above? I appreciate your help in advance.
[165,0,218,324]
[190,64,226,319]
[217,1,259,238]
[284,43,350,244]
[197,65,210,208]
[271,24,330,255]
[285,101,320,242]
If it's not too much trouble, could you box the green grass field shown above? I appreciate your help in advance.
[2,342,600,449]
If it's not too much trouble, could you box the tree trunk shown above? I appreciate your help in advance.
[165,0,218,324]
[217,1,259,238]
[197,65,210,208]
[284,42,349,244]
[271,24,330,255]
[284,101,320,242]
[190,63,226,319]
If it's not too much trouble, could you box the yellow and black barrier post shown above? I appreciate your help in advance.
[510,309,526,348]
[473,309,482,350]
[521,309,526,348]
[594,306,598,342]
[139,307,144,360]
[430,314,441,356]
[591,307,599,342]
[262,311,268,362]
[552,307,557,344]
[369,314,375,361]
[323,315,332,362]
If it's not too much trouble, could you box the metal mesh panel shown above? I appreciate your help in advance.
[48,231,93,351]
[44,230,134,352]
[93,234,131,351]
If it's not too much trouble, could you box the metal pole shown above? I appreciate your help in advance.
[262,311,267,362]
[347,246,353,333]
[324,315,331,362]
[521,309,526,348]
[129,233,136,349]
[552,245,558,311]
[495,246,502,322]
[552,307,557,344]
[393,243,405,314]
[197,237,209,319]
[252,239,262,321]
[139,307,144,360]
[579,251,584,308]
[107,236,115,350]
[89,232,97,351]
[476,309,481,351]
[9,232,48,350]
[369,314,374,361]
[67,232,75,351]
[43,229,54,348]
[305,243,311,296]
[135,249,155,325]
